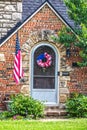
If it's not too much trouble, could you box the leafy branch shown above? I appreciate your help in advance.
[52,0,87,67]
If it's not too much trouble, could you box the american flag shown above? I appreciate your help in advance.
[13,33,23,84]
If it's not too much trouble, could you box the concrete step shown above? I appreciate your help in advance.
[44,106,67,117]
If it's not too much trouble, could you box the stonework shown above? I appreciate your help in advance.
[0,54,5,61]
[59,94,68,103]
[21,29,71,103]
[21,85,29,95]
[0,0,22,39]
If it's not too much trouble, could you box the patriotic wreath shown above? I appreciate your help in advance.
[36,52,52,68]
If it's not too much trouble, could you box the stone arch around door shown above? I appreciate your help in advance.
[21,30,70,105]
[31,42,59,105]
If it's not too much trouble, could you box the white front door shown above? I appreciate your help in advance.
[31,43,58,105]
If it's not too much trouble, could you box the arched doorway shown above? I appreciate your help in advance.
[31,43,59,105]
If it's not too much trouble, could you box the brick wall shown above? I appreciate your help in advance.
[0,0,22,39]
[0,4,87,105]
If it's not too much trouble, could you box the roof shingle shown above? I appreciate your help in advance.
[22,0,75,28]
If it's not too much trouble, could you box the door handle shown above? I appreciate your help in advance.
[57,72,60,76]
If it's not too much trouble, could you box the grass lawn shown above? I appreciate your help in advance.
[0,118,87,130]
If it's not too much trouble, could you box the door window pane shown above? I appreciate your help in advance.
[34,77,55,89]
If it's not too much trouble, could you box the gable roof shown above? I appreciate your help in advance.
[0,1,75,47]
[22,0,75,28]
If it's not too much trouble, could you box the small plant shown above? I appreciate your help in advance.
[10,94,44,119]
[66,93,87,117]
[0,111,13,120]
[13,115,24,120]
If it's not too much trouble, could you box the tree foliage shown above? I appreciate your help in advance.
[65,0,87,26]
[53,0,87,66]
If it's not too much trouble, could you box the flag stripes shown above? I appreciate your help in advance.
[13,33,23,84]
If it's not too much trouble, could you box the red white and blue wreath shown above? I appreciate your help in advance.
[36,52,52,68]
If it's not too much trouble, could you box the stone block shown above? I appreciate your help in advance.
[23,61,29,68]
[0,15,2,19]
[17,2,22,12]
[24,72,29,77]
[0,54,5,61]
[4,5,16,12]
[1,33,7,37]
[5,2,11,4]
[3,14,11,19]
[60,88,69,94]
[0,28,7,32]
[0,8,3,11]
[60,94,67,103]
[59,103,66,109]
[22,43,30,52]
[3,23,14,28]
[12,13,22,20]
[0,23,2,28]
[26,38,33,45]
[21,85,29,94]
[0,19,10,22]
[59,80,67,88]
[23,55,29,61]
[60,76,70,81]
[0,4,5,7]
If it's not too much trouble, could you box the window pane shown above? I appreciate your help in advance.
[34,77,55,89]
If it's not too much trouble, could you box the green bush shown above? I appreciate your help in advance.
[0,111,13,120]
[66,93,87,117]
[0,112,24,120]
[10,94,44,119]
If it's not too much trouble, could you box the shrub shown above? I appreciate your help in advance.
[0,111,13,120]
[66,93,87,117]
[10,94,44,119]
